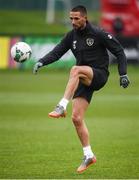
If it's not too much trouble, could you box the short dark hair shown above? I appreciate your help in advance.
[71,5,87,16]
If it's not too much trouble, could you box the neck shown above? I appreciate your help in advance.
[80,22,87,30]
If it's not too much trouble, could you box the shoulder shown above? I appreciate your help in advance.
[86,22,111,41]
[86,22,103,35]
[91,24,108,37]
[90,24,114,41]
[60,30,73,44]
[64,30,74,39]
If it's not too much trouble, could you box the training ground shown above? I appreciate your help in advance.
[0,65,139,179]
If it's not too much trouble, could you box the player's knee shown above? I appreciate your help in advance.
[72,113,82,127]
[70,66,79,78]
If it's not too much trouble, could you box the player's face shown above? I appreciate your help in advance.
[70,11,87,30]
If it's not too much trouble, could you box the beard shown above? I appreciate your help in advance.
[72,24,79,29]
[72,25,86,33]
[72,24,83,31]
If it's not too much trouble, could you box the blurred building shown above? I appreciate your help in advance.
[100,0,139,63]
[100,0,139,37]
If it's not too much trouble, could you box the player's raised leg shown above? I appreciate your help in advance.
[72,97,96,173]
[48,65,94,118]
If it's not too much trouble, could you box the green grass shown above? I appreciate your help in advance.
[0,65,139,179]
[0,10,100,35]
[0,10,67,35]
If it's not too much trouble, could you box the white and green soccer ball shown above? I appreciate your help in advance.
[11,42,32,63]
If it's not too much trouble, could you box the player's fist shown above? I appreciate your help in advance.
[120,75,130,88]
[33,62,43,74]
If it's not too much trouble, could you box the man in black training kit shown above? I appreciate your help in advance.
[33,5,130,173]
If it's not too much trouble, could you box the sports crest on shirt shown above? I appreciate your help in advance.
[86,38,94,46]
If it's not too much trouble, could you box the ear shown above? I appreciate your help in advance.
[84,15,87,21]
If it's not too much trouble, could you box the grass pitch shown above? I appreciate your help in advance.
[0,65,139,179]
[0,10,100,35]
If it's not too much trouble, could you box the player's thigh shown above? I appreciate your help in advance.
[72,97,89,119]
[72,66,94,86]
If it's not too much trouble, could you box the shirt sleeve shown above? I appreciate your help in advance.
[98,29,127,75]
[39,31,72,66]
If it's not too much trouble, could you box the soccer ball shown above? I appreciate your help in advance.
[11,42,32,63]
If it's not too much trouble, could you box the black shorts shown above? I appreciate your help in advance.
[73,68,109,103]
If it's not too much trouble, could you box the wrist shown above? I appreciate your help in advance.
[37,61,43,67]
[120,74,127,77]
[38,59,44,66]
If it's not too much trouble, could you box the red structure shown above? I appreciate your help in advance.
[100,0,139,37]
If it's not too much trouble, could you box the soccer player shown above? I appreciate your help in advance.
[33,5,130,173]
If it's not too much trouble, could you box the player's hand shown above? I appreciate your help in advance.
[120,75,130,88]
[33,62,43,74]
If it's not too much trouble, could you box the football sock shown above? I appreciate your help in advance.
[83,145,94,158]
[59,98,69,110]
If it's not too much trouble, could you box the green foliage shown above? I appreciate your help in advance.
[0,65,139,178]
